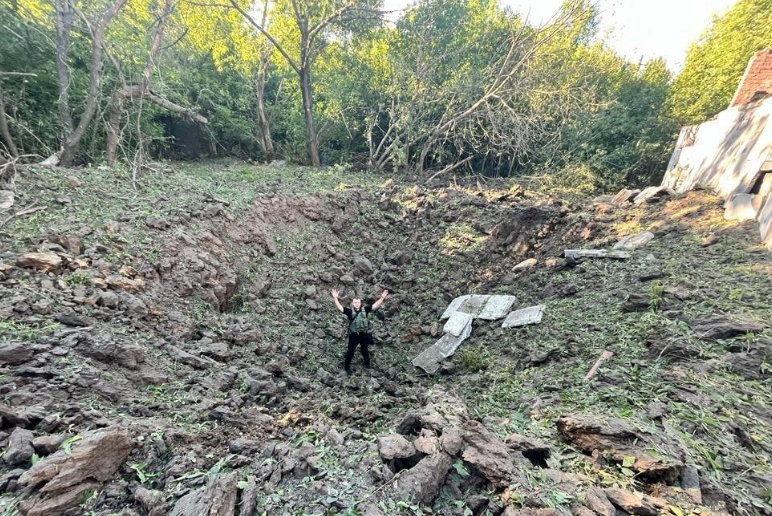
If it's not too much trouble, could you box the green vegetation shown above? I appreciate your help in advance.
[0,0,701,189]
[667,0,772,124]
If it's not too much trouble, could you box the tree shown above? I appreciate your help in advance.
[104,0,208,166]
[667,0,772,124]
[227,0,379,166]
[54,0,129,166]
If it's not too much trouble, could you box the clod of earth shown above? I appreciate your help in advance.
[690,314,765,340]
[556,413,684,481]
[16,252,62,271]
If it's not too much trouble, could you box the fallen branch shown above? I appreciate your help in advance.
[0,202,47,228]
[424,156,473,184]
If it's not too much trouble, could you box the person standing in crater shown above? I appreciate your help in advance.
[331,288,389,375]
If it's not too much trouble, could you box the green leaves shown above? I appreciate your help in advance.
[453,459,470,477]
[668,0,772,125]
[61,435,83,455]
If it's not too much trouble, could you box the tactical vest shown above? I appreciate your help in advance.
[349,309,373,334]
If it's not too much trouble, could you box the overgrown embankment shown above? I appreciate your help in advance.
[0,160,770,515]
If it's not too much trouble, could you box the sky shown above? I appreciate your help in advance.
[383,0,740,71]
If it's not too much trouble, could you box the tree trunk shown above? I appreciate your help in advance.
[54,0,75,136]
[58,0,129,167]
[0,78,19,158]
[299,62,321,167]
[105,91,123,166]
[255,65,274,161]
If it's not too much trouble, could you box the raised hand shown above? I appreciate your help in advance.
[331,288,339,299]
[380,289,389,299]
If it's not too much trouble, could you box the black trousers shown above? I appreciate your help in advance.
[344,332,372,369]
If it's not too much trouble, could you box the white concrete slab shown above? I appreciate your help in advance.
[441,295,471,319]
[564,249,631,260]
[502,305,545,329]
[613,232,655,250]
[436,321,473,358]
[443,312,473,337]
[457,295,489,317]
[412,345,443,374]
[477,295,518,320]
[724,194,758,221]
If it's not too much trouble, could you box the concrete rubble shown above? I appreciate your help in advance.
[564,249,631,260]
[613,231,654,251]
[501,305,545,329]
[415,295,516,374]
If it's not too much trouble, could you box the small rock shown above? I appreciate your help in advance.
[105,275,146,293]
[611,188,641,205]
[199,342,232,362]
[390,452,452,504]
[17,252,62,272]
[680,465,702,505]
[103,220,121,233]
[514,258,537,271]
[462,420,526,487]
[146,217,170,230]
[53,313,94,327]
[31,298,55,315]
[584,487,615,516]
[32,434,68,455]
[135,486,164,513]
[0,342,33,366]
[377,434,416,460]
[340,274,355,285]
[3,428,34,466]
[646,400,668,419]
[638,270,665,282]
[414,430,439,455]
[633,186,674,205]
[439,428,463,456]
[613,231,654,251]
[353,257,375,275]
[97,291,120,308]
[66,175,82,188]
[169,472,238,516]
[701,234,719,247]
[603,488,667,516]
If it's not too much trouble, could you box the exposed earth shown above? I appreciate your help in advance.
[0,160,770,516]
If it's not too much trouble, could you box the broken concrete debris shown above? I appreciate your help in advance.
[415,296,546,373]
[443,311,474,337]
[440,294,516,320]
[564,249,631,260]
[501,305,544,329]
[613,231,654,251]
[416,295,516,374]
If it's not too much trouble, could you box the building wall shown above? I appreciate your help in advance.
[661,95,772,249]
[730,49,772,107]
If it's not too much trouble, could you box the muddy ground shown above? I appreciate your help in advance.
[0,160,770,516]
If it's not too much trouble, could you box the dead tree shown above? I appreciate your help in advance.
[105,0,207,166]
[227,0,364,167]
[54,0,129,167]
